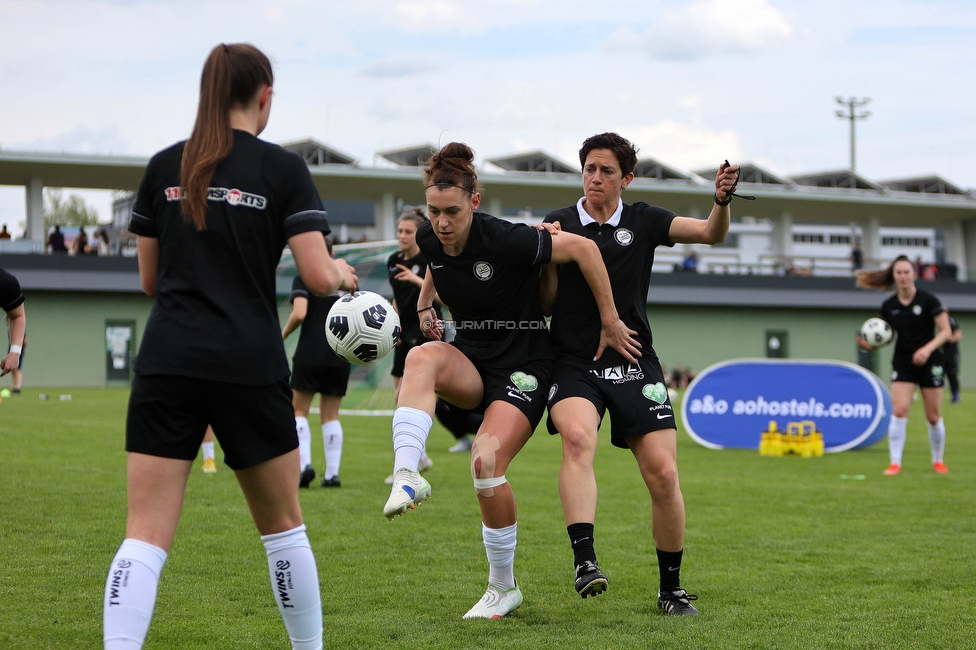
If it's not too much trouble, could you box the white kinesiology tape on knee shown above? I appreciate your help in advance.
[473,475,507,490]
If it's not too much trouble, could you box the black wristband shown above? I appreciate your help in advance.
[714,193,732,207]
[417,306,436,314]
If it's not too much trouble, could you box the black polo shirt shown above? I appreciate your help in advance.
[290,276,348,369]
[0,268,25,313]
[545,200,675,363]
[416,212,553,367]
[129,130,331,385]
[882,289,945,361]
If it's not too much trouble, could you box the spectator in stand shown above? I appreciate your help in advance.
[72,226,88,255]
[47,225,67,253]
[0,225,11,240]
[681,251,698,273]
[850,240,863,272]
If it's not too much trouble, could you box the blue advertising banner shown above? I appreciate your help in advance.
[681,359,891,452]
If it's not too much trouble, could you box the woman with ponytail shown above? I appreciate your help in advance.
[103,44,356,650]
[383,142,637,619]
[856,255,952,475]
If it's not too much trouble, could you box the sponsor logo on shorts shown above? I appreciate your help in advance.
[507,371,538,403]
[657,413,672,420]
[548,384,558,402]
[642,382,668,404]
[614,228,634,246]
[913,305,922,315]
[590,362,643,383]
[891,370,898,381]
[931,365,944,379]
[473,261,493,281]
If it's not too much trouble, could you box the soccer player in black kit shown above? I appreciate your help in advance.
[541,132,740,615]
[384,142,637,619]
[282,238,352,489]
[1,267,26,384]
[102,44,356,650]
[857,255,952,475]
[944,315,962,403]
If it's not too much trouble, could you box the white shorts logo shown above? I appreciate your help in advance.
[473,261,493,281]
[548,384,558,402]
[614,228,634,246]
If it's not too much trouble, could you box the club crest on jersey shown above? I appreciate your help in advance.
[473,261,493,281]
[912,305,922,315]
[614,228,634,246]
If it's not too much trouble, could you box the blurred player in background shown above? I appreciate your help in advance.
[103,43,356,650]
[385,142,635,619]
[282,236,352,488]
[857,255,952,475]
[1,267,26,390]
[541,132,739,615]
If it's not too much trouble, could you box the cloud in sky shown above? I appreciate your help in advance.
[606,0,793,60]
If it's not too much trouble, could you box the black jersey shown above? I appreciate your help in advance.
[0,268,25,312]
[881,289,945,360]
[128,130,331,385]
[290,276,349,370]
[387,250,442,340]
[944,316,960,358]
[545,200,676,363]
[416,212,553,367]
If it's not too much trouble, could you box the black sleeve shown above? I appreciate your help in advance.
[128,154,163,238]
[280,153,331,240]
[0,268,25,312]
[927,293,946,319]
[639,203,678,249]
[289,275,310,304]
[500,221,552,266]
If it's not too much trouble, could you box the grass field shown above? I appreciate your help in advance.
[1,386,974,649]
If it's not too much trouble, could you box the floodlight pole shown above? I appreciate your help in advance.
[835,97,871,171]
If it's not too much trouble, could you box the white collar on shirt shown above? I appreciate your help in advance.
[577,197,623,227]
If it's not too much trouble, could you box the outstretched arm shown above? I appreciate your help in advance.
[550,232,640,362]
[282,297,308,340]
[1,304,25,376]
[669,161,738,245]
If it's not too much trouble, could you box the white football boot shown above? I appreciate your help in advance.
[383,469,431,520]
[462,583,523,619]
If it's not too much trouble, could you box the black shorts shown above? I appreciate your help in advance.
[290,362,350,396]
[126,374,297,470]
[891,350,946,389]
[391,337,426,378]
[546,354,676,449]
[448,344,552,432]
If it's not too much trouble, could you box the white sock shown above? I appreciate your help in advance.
[201,441,215,462]
[261,525,323,650]
[103,538,168,650]
[295,417,312,469]
[483,522,517,591]
[928,418,946,464]
[322,420,343,479]
[392,407,432,472]
[888,416,908,465]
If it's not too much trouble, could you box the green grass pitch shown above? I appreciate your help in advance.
[1,386,974,649]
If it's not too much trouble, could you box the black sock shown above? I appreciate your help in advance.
[568,523,597,567]
[657,548,683,592]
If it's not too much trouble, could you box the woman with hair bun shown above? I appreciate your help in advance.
[857,255,952,475]
[383,142,637,619]
[103,43,356,650]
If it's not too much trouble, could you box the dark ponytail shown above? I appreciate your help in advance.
[423,142,480,194]
[855,254,913,290]
[180,43,273,231]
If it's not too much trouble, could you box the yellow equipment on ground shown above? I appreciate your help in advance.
[759,420,824,457]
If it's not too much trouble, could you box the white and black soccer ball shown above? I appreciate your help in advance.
[860,317,893,348]
[326,291,400,364]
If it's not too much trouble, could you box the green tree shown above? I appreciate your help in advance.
[44,189,101,233]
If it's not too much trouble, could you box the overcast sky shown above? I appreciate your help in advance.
[1,0,974,232]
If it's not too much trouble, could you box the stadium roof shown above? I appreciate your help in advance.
[633,157,694,182]
[486,151,576,174]
[694,162,794,187]
[280,138,357,166]
[789,169,884,192]
[880,175,970,196]
[377,144,437,167]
